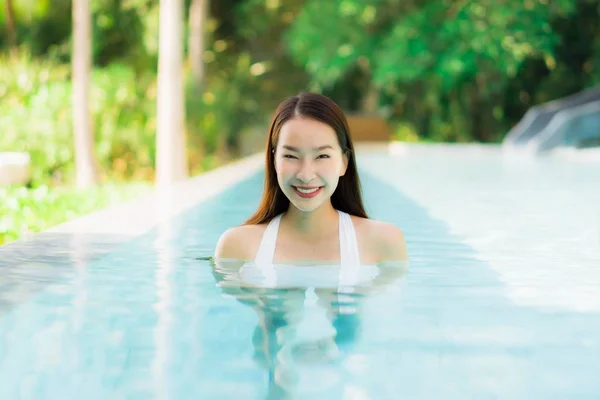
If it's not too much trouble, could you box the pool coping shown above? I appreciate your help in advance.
[46,153,265,237]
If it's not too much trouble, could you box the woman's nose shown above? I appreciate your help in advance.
[296,160,316,183]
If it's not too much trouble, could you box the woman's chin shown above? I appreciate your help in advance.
[289,201,322,213]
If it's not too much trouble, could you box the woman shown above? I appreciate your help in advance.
[215,91,407,269]
[212,92,408,397]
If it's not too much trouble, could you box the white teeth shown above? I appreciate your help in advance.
[295,187,319,194]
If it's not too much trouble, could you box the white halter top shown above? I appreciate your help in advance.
[239,210,378,289]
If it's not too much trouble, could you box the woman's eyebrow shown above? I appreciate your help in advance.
[282,145,334,151]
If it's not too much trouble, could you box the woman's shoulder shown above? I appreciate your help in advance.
[350,215,408,262]
[214,223,268,260]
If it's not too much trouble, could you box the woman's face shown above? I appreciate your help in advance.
[274,117,348,213]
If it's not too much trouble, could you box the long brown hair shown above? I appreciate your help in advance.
[244,92,368,225]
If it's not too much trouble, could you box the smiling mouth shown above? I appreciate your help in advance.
[292,186,323,198]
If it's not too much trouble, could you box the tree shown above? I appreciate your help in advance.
[4,0,17,51]
[156,0,187,185]
[188,0,208,90]
[72,0,99,188]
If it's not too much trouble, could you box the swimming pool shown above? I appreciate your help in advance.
[0,143,599,399]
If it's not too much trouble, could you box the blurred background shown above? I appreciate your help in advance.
[1,0,599,245]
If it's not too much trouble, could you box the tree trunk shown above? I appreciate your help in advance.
[156,0,188,185]
[360,83,379,114]
[215,131,229,163]
[188,0,209,161]
[4,0,17,51]
[72,0,99,188]
[188,0,208,90]
[470,78,491,143]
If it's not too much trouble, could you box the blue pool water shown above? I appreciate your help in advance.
[0,144,599,399]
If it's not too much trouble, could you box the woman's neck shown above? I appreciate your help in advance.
[281,203,339,237]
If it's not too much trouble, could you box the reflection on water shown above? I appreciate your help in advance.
[211,258,409,399]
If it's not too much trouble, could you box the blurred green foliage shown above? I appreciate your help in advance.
[4,0,595,147]
[0,182,150,245]
[283,0,599,142]
[0,51,269,186]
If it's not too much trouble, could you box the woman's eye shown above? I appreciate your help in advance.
[283,154,297,159]
[317,154,330,159]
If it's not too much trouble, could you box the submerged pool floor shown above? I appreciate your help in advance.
[0,144,598,399]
